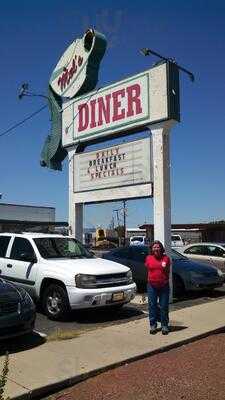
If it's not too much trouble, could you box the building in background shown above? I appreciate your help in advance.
[140,223,225,244]
[0,203,67,233]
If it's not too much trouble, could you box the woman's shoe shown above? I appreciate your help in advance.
[150,325,157,334]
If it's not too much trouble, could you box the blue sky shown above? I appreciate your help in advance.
[0,0,225,228]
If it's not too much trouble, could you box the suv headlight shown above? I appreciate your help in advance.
[75,274,97,288]
[127,270,133,284]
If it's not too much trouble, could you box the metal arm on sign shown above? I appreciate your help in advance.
[140,47,195,82]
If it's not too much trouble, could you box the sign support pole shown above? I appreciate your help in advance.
[74,203,84,242]
[150,120,176,300]
[68,147,84,242]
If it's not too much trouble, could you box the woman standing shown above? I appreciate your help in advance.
[145,240,170,335]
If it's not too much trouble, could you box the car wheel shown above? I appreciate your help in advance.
[42,284,70,320]
[173,274,185,298]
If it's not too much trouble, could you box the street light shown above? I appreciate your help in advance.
[140,47,195,82]
[18,82,49,101]
[18,82,53,118]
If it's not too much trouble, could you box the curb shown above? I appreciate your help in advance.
[9,325,225,400]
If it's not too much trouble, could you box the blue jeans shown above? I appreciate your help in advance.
[147,283,170,329]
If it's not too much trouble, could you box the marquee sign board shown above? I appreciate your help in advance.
[62,62,179,147]
[72,137,153,203]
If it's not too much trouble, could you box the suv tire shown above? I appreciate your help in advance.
[42,283,70,320]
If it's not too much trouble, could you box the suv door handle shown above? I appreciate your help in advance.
[7,264,12,268]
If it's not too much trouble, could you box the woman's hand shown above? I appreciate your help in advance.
[162,261,170,273]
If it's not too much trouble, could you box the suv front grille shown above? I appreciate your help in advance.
[95,273,129,288]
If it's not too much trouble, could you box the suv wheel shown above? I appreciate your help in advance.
[42,284,70,320]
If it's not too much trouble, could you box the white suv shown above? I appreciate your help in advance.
[171,234,184,247]
[0,233,136,320]
[130,236,146,246]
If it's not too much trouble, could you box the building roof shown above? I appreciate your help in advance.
[140,223,225,231]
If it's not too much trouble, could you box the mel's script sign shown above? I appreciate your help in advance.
[73,137,152,203]
[62,63,179,147]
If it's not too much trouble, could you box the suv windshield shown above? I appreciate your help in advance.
[34,237,94,259]
[131,237,144,242]
[171,235,182,242]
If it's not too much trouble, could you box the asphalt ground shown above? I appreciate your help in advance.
[34,286,225,338]
[48,331,225,400]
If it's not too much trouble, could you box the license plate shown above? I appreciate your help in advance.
[112,292,124,301]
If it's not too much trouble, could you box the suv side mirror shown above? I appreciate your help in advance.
[20,252,37,263]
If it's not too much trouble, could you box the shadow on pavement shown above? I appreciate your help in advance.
[169,325,187,332]
[65,305,145,324]
[34,288,225,338]
[0,331,46,355]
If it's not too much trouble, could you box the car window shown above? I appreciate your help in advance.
[130,237,144,242]
[171,249,188,260]
[0,236,11,257]
[184,245,207,255]
[171,235,181,241]
[207,246,225,257]
[129,246,149,262]
[10,237,35,261]
[111,247,130,258]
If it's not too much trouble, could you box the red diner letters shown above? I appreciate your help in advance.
[78,83,143,132]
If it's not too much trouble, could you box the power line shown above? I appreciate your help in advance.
[0,105,47,139]
[0,83,102,141]
[0,84,101,141]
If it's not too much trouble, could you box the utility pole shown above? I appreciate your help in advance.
[113,209,120,226]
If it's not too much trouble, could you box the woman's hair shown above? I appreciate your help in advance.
[150,240,165,255]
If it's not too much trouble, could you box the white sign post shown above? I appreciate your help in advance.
[150,120,176,299]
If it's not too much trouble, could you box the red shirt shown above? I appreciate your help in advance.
[145,254,170,288]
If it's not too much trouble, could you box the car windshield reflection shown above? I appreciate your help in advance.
[171,249,188,260]
[34,237,94,259]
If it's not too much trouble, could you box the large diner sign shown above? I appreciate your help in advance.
[62,62,179,147]
[72,137,152,203]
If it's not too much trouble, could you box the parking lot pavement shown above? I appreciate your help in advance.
[48,332,225,400]
[34,286,225,339]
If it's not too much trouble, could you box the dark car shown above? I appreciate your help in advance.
[102,246,224,296]
[0,278,36,340]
